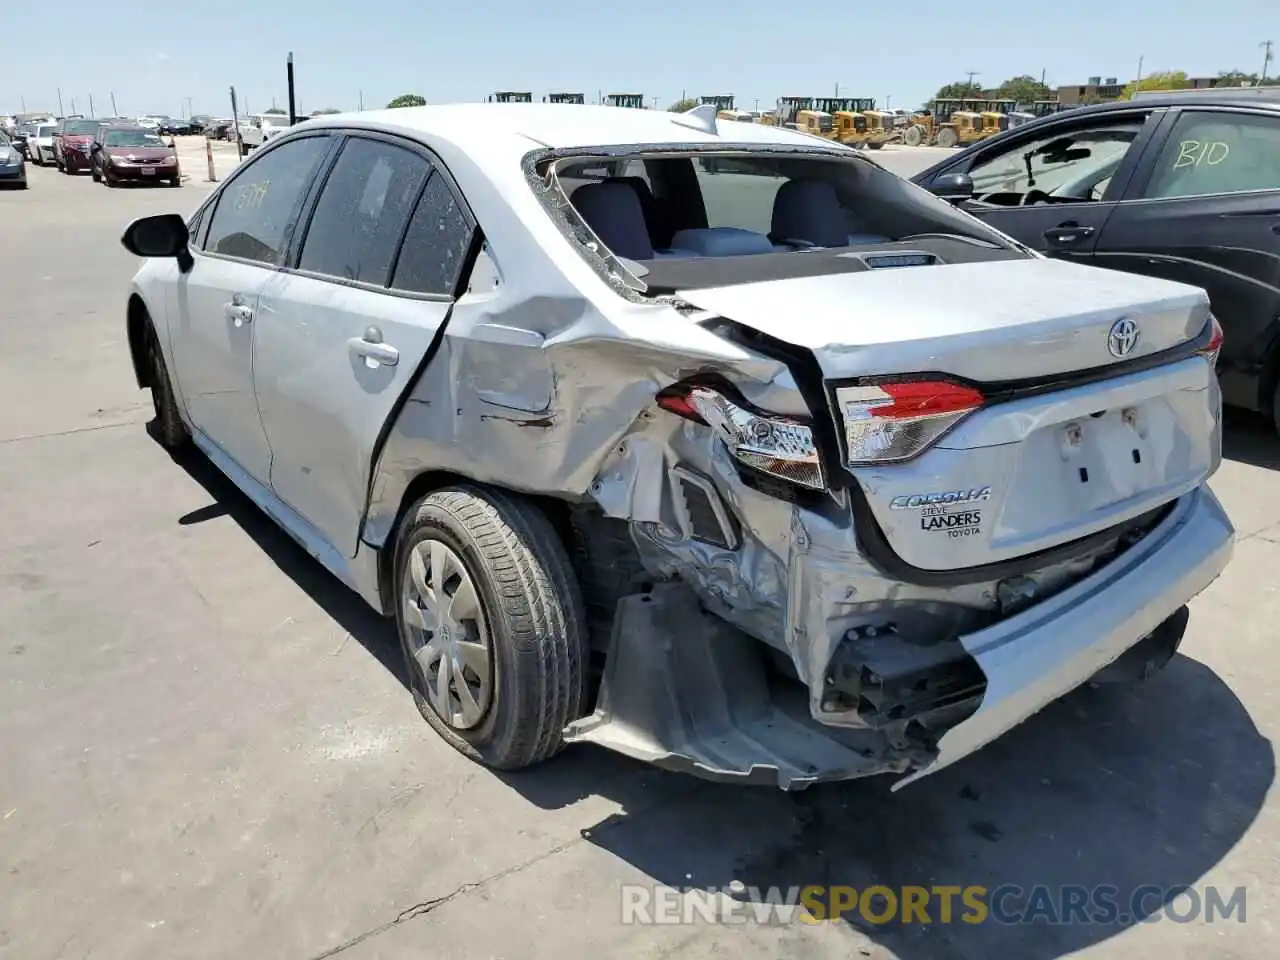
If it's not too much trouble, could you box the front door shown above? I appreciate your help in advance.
[1096,106,1280,411]
[254,136,473,556]
[170,134,333,482]
[935,110,1163,262]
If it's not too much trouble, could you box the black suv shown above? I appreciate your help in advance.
[912,90,1280,425]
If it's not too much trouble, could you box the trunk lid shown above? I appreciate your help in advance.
[679,258,1219,571]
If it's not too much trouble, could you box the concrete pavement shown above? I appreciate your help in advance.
[0,146,1276,960]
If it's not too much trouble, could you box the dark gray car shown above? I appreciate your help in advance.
[912,91,1280,426]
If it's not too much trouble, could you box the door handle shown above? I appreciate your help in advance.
[348,326,399,368]
[223,302,254,326]
[1043,223,1096,247]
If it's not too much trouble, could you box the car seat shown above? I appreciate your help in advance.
[770,177,889,248]
[572,181,687,259]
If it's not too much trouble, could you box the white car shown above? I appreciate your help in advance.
[237,112,294,152]
[118,103,1233,790]
[27,123,58,165]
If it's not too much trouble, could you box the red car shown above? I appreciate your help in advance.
[90,126,181,187]
[55,118,103,174]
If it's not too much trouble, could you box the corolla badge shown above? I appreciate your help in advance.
[1107,317,1140,358]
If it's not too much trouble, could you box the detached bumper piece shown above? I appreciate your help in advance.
[564,584,923,790]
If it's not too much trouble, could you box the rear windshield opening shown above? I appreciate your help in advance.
[544,149,1023,295]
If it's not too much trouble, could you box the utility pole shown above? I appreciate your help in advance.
[358,90,363,111]
[1262,40,1275,84]
[965,70,979,92]
[286,52,297,126]
[753,97,759,111]
[184,96,193,118]
[111,92,118,115]
[20,95,26,112]
[1135,55,1144,88]
[57,87,64,116]
[70,96,76,115]
[89,94,95,116]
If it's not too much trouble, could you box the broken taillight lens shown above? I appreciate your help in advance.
[657,384,825,490]
[835,379,985,465]
[1198,315,1224,362]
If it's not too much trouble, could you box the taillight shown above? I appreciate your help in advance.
[656,383,825,490]
[1198,315,1223,362]
[835,380,985,465]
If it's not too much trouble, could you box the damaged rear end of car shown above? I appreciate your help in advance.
[368,133,1234,790]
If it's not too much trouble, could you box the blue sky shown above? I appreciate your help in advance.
[4,2,1275,119]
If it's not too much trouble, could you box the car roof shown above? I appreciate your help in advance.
[296,102,837,160]
[1052,92,1280,116]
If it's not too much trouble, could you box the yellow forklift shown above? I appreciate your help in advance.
[812,97,872,147]
[772,96,832,136]
[860,101,901,149]
[544,93,585,104]
[919,98,987,148]
[699,95,752,121]
[604,93,646,109]
[487,92,533,103]
[981,98,1017,136]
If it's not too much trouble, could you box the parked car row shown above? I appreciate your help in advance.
[20,117,181,187]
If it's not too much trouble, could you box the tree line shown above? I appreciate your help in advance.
[933,69,1279,108]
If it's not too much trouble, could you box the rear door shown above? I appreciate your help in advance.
[253,133,477,556]
[1095,106,1280,412]
[918,108,1165,261]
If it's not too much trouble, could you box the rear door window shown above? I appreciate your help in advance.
[204,136,331,265]
[389,172,475,296]
[1138,111,1280,199]
[297,137,432,286]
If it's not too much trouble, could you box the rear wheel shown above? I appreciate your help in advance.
[393,486,589,770]
[936,126,959,148]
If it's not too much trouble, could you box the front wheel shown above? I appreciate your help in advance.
[144,319,188,450]
[393,486,589,770]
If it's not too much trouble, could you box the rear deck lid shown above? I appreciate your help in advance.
[678,258,1218,570]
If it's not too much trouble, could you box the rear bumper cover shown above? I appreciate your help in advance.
[893,484,1233,788]
[568,486,1233,790]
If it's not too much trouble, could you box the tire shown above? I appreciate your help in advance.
[936,126,959,148]
[393,486,588,770]
[143,318,188,450]
[1091,606,1188,684]
[868,140,884,150]
[169,178,182,188]
[104,170,116,188]
[92,164,101,183]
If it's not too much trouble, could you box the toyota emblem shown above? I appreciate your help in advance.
[1107,318,1140,358]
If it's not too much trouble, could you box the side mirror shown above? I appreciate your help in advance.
[121,214,193,272]
[928,171,975,204]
